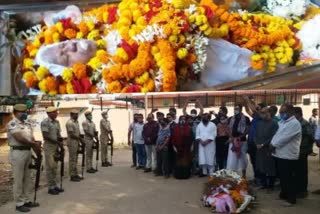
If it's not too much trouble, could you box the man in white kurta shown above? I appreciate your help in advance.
[196,113,217,176]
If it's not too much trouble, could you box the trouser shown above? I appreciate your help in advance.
[260,174,275,188]
[145,144,157,170]
[216,137,229,170]
[135,144,146,167]
[44,143,58,190]
[277,158,298,204]
[100,136,109,163]
[156,147,169,176]
[248,141,258,179]
[296,155,308,194]
[192,140,199,174]
[168,144,175,174]
[67,139,79,177]
[85,138,94,170]
[132,143,137,166]
[9,150,32,207]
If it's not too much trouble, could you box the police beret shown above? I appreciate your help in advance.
[46,106,57,113]
[13,104,27,112]
[84,111,92,116]
[70,109,79,114]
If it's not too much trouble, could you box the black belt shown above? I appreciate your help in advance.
[11,146,31,150]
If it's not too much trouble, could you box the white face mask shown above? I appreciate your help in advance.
[190,113,197,117]
[234,110,240,115]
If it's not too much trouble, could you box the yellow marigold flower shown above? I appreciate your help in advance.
[143,3,150,12]
[62,68,73,82]
[199,24,210,31]
[76,32,84,39]
[169,35,178,44]
[52,32,60,43]
[172,0,192,9]
[88,57,102,70]
[29,49,38,57]
[87,30,100,40]
[87,21,95,31]
[23,71,34,81]
[36,66,49,80]
[33,39,41,48]
[118,17,132,27]
[103,12,109,23]
[251,54,262,61]
[39,79,48,93]
[129,2,139,10]
[116,48,129,61]
[96,39,106,48]
[23,58,34,70]
[177,48,188,59]
[55,22,64,33]
[151,46,159,55]
[204,28,213,36]
[66,82,74,94]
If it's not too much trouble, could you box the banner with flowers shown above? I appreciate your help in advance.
[16,0,320,94]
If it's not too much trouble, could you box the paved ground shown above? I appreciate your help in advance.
[0,147,320,214]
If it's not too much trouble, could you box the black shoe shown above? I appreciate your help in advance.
[48,189,59,195]
[87,169,96,173]
[23,202,40,208]
[54,186,64,193]
[102,162,108,167]
[312,189,320,194]
[297,191,308,198]
[70,176,81,182]
[16,205,30,212]
[131,164,136,168]
[76,175,84,180]
[106,161,113,166]
[136,166,143,170]
[309,152,317,156]
[198,174,206,178]
[144,168,152,173]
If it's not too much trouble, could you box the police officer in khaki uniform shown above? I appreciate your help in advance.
[66,109,82,182]
[82,111,98,173]
[41,106,64,195]
[100,111,113,167]
[7,104,41,212]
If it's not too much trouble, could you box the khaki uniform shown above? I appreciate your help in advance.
[82,119,97,170]
[7,118,34,207]
[41,117,61,190]
[66,119,80,177]
[100,118,111,163]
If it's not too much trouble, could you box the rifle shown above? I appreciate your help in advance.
[93,131,99,171]
[108,131,114,165]
[78,134,85,178]
[55,137,65,190]
[30,141,42,204]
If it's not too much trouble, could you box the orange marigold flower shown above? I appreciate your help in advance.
[108,81,122,93]
[78,21,89,35]
[73,63,87,79]
[25,75,38,88]
[46,76,57,91]
[59,84,67,94]
[64,28,77,39]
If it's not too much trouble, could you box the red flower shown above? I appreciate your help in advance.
[108,6,118,24]
[60,18,73,29]
[126,84,141,93]
[71,77,92,94]
[203,5,214,20]
[120,40,138,60]
[149,0,162,9]
[145,10,159,23]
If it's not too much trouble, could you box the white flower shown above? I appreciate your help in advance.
[18,24,42,42]
[191,34,209,74]
[265,0,308,19]
[185,4,197,14]
[297,14,320,59]
[132,24,166,43]
[102,30,122,56]
[154,69,164,92]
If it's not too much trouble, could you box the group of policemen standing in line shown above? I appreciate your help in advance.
[7,104,113,212]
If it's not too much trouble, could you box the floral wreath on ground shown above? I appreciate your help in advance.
[202,169,255,213]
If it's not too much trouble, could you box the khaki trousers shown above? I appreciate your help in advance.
[44,143,58,189]
[100,135,109,163]
[67,139,79,177]
[85,138,94,170]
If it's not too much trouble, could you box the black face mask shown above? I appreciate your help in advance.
[202,119,209,123]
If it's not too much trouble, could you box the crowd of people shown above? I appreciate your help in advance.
[128,97,320,207]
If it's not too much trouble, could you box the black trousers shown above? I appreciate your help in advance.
[132,143,137,166]
[277,158,298,204]
[296,155,308,194]
[216,136,229,170]
[156,147,169,176]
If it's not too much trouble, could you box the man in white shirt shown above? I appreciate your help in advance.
[128,113,138,168]
[309,108,318,156]
[271,104,302,207]
[196,113,217,177]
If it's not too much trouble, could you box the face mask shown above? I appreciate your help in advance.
[87,115,93,121]
[180,120,185,125]
[190,113,197,117]
[234,110,240,115]
[220,118,228,124]
[20,113,28,121]
[280,113,289,121]
[202,119,209,123]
